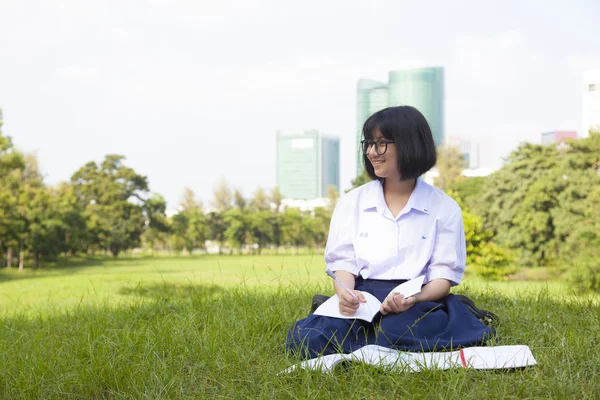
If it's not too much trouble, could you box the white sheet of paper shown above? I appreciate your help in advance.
[389,275,425,298]
[313,275,426,321]
[313,291,381,322]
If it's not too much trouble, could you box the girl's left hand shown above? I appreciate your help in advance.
[380,294,416,315]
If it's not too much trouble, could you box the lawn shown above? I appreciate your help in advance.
[0,254,326,315]
[0,255,598,399]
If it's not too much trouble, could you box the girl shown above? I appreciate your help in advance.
[286,106,495,359]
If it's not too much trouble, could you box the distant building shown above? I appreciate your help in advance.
[356,67,445,176]
[541,130,577,146]
[444,136,480,169]
[276,129,340,200]
[583,69,600,136]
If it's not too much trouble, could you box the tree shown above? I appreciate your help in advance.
[180,187,200,213]
[349,170,371,191]
[271,186,282,212]
[250,186,270,211]
[473,133,600,267]
[212,178,233,212]
[326,185,339,212]
[207,211,226,254]
[311,207,331,248]
[223,208,249,253]
[71,154,149,257]
[143,194,171,254]
[13,154,47,269]
[233,188,247,210]
[0,111,26,268]
[449,177,486,211]
[281,208,306,253]
[563,181,600,291]
[269,187,284,253]
[434,146,465,191]
[181,190,208,254]
[44,182,87,263]
[247,210,273,254]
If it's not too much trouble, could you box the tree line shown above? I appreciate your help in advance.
[2,107,599,291]
[1,126,337,269]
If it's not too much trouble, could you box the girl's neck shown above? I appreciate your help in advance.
[383,177,417,197]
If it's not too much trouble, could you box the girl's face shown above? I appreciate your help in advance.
[367,129,400,180]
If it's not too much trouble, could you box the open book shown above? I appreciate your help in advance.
[283,345,537,374]
[313,275,425,322]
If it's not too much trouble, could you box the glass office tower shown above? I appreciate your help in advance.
[276,130,340,200]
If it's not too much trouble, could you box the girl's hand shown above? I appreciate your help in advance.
[380,293,416,315]
[338,290,367,316]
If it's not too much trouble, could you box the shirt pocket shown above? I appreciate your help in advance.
[405,222,437,267]
[353,214,396,268]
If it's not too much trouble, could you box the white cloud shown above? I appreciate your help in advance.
[568,55,600,73]
[55,66,99,81]
[451,31,524,90]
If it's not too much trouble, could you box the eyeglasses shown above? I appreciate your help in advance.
[360,139,395,155]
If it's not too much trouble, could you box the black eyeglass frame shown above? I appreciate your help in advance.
[360,139,396,155]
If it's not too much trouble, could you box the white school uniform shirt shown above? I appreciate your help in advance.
[325,178,466,286]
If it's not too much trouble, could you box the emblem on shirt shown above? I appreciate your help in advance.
[359,232,369,238]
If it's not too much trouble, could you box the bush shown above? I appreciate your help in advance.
[446,189,515,281]
[564,250,600,293]
[472,241,517,280]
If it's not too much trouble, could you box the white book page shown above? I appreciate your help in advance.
[389,275,425,298]
[351,345,403,369]
[313,292,382,322]
[282,353,349,374]
[462,345,537,369]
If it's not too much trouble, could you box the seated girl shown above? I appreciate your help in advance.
[286,106,495,359]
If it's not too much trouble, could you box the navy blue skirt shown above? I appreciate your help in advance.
[286,278,495,359]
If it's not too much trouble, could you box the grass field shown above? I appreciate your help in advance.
[1,255,599,399]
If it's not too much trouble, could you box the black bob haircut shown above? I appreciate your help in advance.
[362,105,437,181]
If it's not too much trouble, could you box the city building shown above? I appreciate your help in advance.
[356,67,445,175]
[541,130,577,146]
[444,136,480,169]
[276,129,340,200]
[583,69,600,137]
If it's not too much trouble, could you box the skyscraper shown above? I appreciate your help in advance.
[583,69,600,137]
[276,130,340,200]
[356,67,445,176]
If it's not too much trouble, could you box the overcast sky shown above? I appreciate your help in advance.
[1,0,599,210]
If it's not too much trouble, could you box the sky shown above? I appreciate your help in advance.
[1,0,600,211]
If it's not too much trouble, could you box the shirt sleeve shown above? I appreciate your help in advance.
[426,205,466,286]
[324,197,360,276]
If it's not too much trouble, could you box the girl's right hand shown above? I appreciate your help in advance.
[338,290,367,316]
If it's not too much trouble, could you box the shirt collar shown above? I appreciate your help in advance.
[405,178,430,214]
[361,178,430,214]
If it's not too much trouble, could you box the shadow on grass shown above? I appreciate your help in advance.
[118,282,223,301]
[0,258,111,284]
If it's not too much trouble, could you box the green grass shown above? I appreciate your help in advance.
[1,255,599,399]
[0,254,325,315]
